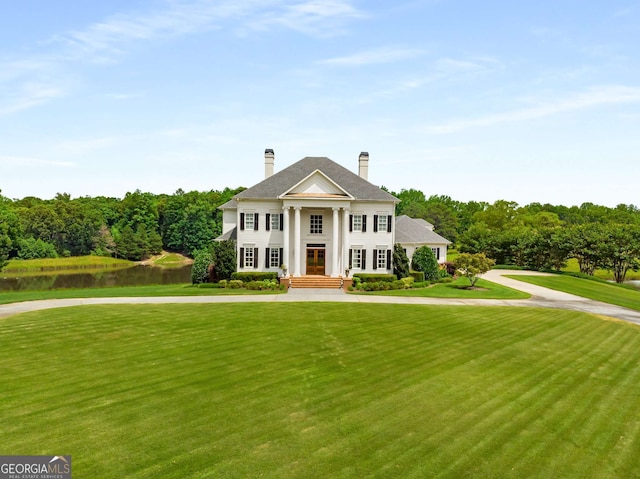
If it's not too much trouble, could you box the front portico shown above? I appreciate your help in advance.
[281,198,352,277]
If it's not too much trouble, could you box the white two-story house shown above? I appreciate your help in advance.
[217,150,450,277]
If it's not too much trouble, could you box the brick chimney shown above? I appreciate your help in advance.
[358,152,369,180]
[265,148,274,178]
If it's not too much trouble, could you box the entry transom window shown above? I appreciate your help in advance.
[352,214,363,232]
[310,215,323,234]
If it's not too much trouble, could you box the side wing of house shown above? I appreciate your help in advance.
[395,215,452,264]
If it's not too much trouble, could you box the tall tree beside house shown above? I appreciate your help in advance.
[392,243,410,279]
[191,249,214,284]
[411,246,440,281]
[212,240,237,281]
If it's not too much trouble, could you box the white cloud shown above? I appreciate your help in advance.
[0,82,65,116]
[318,47,425,66]
[426,85,640,134]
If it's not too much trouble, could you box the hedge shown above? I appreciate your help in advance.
[352,273,397,283]
[230,272,278,282]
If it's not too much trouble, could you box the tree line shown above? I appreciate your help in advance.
[0,187,243,266]
[2,186,639,282]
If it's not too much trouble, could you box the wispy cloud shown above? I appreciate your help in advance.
[0,0,365,114]
[318,47,425,66]
[426,85,640,134]
[247,0,366,36]
[0,82,65,116]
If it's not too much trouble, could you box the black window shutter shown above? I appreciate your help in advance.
[362,215,367,232]
[279,248,283,266]
[265,248,269,268]
[240,248,245,268]
[279,214,284,230]
[266,214,271,231]
[386,249,391,269]
[362,249,367,269]
[254,213,259,231]
[349,215,353,232]
[373,249,378,270]
[240,213,245,231]
[254,247,259,268]
[436,248,440,260]
[349,249,352,267]
[373,215,378,232]
[387,215,392,233]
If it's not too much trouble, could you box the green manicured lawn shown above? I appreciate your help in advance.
[353,277,530,299]
[562,258,640,281]
[0,283,283,305]
[506,274,640,311]
[2,303,640,478]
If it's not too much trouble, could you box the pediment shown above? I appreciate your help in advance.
[279,170,353,199]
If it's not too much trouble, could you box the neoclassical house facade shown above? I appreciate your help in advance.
[217,150,450,277]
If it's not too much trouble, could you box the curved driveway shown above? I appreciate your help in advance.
[1,270,639,325]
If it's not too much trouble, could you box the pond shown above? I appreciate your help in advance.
[627,280,640,291]
[0,264,192,292]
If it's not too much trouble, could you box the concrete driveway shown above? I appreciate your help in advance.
[1,270,639,325]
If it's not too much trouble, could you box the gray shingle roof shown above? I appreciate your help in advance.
[233,156,398,202]
[215,226,237,241]
[395,215,451,245]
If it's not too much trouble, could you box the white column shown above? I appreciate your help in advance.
[293,207,301,277]
[342,207,350,276]
[282,206,290,276]
[331,207,340,277]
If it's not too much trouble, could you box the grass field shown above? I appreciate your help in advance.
[2,303,640,478]
[0,283,285,305]
[507,274,640,311]
[562,258,640,281]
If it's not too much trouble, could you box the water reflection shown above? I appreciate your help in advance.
[0,265,192,291]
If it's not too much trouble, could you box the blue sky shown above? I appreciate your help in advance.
[1,0,639,207]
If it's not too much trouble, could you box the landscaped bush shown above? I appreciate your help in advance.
[412,246,440,281]
[231,272,278,282]
[244,279,281,290]
[227,280,244,289]
[353,273,397,283]
[410,270,425,282]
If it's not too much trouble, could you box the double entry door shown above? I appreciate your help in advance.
[306,247,326,275]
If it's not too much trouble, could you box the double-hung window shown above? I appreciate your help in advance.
[377,249,387,270]
[352,214,363,232]
[244,213,255,230]
[269,247,281,268]
[377,215,387,233]
[270,214,280,231]
[244,247,255,268]
[351,248,362,268]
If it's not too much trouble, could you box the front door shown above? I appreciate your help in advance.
[306,248,325,275]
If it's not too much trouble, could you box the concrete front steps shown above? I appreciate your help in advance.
[284,275,346,289]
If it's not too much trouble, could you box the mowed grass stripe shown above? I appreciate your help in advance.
[2,304,640,478]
